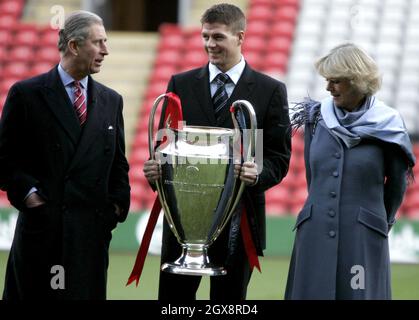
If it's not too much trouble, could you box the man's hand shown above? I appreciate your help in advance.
[234,162,259,186]
[143,159,161,184]
[25,192,46,208]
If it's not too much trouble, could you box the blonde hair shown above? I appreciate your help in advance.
[315,43,381,96]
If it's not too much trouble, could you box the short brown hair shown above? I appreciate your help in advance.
[200,3,246,33]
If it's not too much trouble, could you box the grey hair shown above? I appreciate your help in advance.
[200,3,246,33]
[315,42,382,96]
[58,10,103,53]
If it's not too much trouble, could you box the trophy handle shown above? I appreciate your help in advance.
[230,100,257,162]
[211,100,257,242]
[147,93,182,243]
[148,93,169,159]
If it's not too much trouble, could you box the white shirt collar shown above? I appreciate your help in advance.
[58,63,88,89]
[208,55,245,85]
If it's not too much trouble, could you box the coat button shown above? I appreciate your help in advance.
[332,171,339,177]
[329,230,336,237]
[330,191,337,198]
[328,210,336,217]
[334,152,341,159]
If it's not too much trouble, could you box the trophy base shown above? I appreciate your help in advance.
[161,244,227,276]
[161,262,227,276]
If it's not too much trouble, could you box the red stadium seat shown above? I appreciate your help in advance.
[250,0,273,6]
[262,51,288,73]
[146,80,169,100]
[405,206,419,220]
[185,33,204,51]
[26,62,55,77]
[243,51,262,69]
[0,29,11,46]
[0,94,7,112]
[0,190,10,207]
[159,33,184,50]
[274,5,299,24]
[291,133,304,155]
[266,36,292,55]
[247,5,272,22]
[0,0,23,18]
[0,44,7,60]
[0,77,20,95]
[270,21,295,39]
[14,29,38,47]
[151,64,177,83]
[181,50,207,68]
[134,130,149,149]
[0,14,17,30]
[266,202,289,216]
[129,146,149,165]
[4,45,33,62]
[266,185,291,203]
[38,27,59,47]
[12,23,37,33]
[288,170,307,190]
[413,144,419,157]
[278,0,300,8]
[36,46,60,64]
[2,61,29,78]
[289,187,308,215]
[242,35,266,53]
[289,152,305,173]
[158,23,182,36]
[246,20,270,37]
[154,49,181,67]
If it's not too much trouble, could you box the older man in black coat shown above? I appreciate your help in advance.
[0,11,130,300]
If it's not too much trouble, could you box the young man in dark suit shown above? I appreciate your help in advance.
[0,11,130,299]
[144,3,291,300]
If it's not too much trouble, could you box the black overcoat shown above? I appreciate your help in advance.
[0,67,130,299]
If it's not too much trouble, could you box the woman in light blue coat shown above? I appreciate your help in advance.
[285,43,416,300]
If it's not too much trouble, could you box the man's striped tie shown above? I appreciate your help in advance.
[73,81,87,126]
[212,73,230,120]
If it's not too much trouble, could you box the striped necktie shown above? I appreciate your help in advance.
[73,81,87,125]
[212,73,230,120]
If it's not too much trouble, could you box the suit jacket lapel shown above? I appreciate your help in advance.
[67,77,104,172]
[193,65,217,125]
[218,64,255,127]
[42,67,81,145]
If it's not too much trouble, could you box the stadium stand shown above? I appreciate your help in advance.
[0,0,418,219]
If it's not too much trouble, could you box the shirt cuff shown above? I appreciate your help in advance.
[24,187,38,201]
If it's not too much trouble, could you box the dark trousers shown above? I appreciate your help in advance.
[158,219,252,301]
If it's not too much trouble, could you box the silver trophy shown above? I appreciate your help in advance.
[149,94,257,276]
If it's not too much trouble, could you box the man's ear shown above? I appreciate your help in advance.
[67,39,79,56]
[237,31,245,45]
